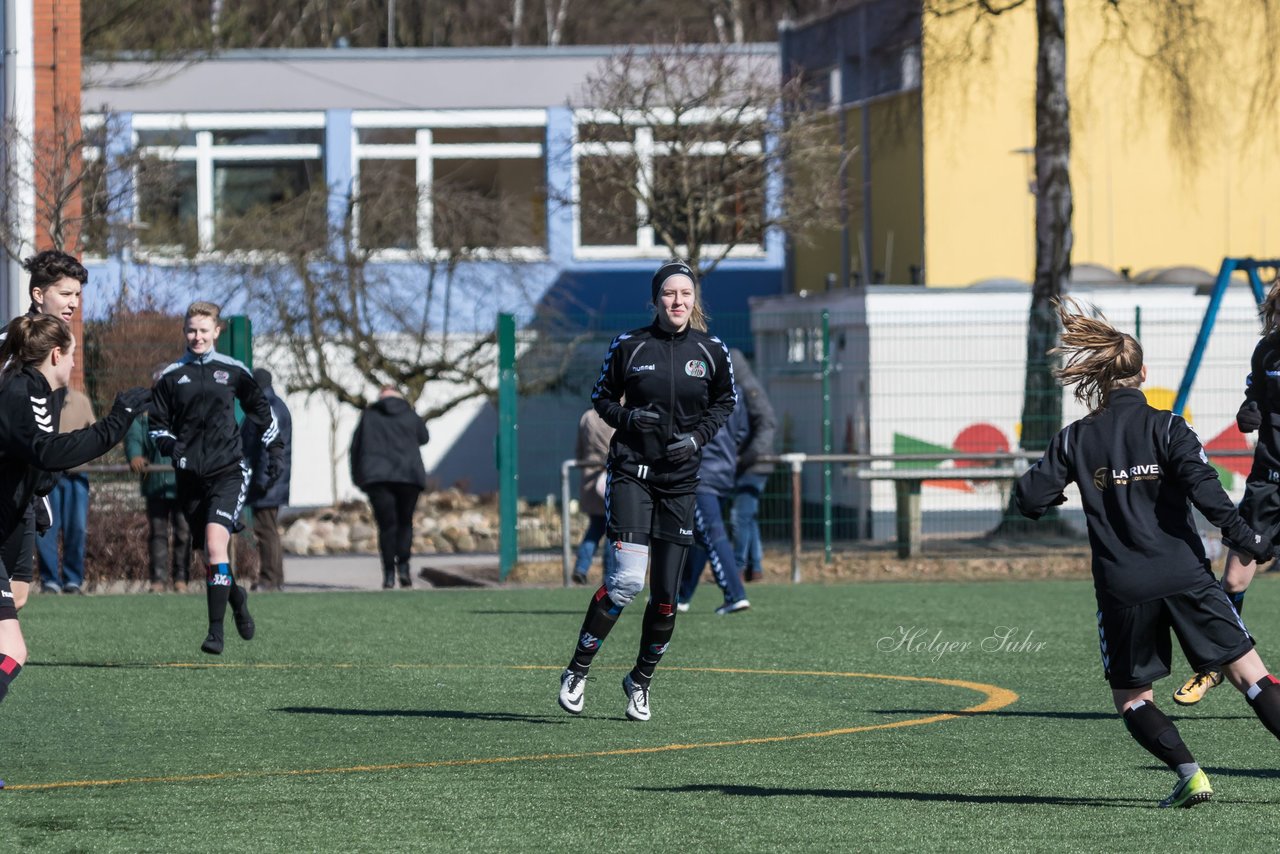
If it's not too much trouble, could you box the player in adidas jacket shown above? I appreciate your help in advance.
[1015,299,1280,809]
[557,260,735,722]
[149,301,282,656]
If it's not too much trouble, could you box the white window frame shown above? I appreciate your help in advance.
[131,112,326,257]
[571,108,769,261]
[352,109,548,260]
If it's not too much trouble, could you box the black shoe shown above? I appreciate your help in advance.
[63,585,84,595]
[201,626,224,655]
[397,560,412,588]
[230,587,255,640]
[571,572,588,585]
[382,569,396,589]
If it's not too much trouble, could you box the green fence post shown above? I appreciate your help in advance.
[498,313,518,580]
[822,310,833,563]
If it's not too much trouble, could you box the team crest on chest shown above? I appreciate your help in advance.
[684,359,707,378]
[213,370,230,385]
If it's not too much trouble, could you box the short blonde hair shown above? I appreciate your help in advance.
[185,300,223,325]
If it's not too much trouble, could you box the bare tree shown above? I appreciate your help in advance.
[567,41,845,278]
[221,176,577,421]
[925,0,1280,534]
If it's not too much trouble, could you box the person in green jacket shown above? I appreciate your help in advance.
[125,394,192,593]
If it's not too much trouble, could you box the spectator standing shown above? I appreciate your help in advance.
[677,389,752,614]
[571,407,617,585]
[729,349,776,582]
[350,387,430,589]
[36,389,94,594]
[242,368,292,591]
[125,392,192,593]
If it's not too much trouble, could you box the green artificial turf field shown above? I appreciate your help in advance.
[2,578,1278,851]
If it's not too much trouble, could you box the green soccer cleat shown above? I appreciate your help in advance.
[1172,670,1223,706]
[1158,769,1213,809]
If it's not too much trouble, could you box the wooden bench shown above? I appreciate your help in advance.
[854,467,1023,558]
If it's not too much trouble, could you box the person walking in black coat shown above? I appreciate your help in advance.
[350,387,430,589]
[242,368,292,591]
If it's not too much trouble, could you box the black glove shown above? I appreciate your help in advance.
[34,496,52,534]
[624,407,662,435]
[111,387,151,420]
[264,446,285,489]
[665,433,699,465]
[1236,530,1276,565]
[1237,400,1263,433]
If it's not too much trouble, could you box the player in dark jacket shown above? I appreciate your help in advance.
[149,301,282,655]
[0,315,148,711]
[557,260,735,721]
[0,250,87,609]
[1173,282,1280,705]
[241,368,292,591]
[1015,300,1280,809]
[729,349,776,581]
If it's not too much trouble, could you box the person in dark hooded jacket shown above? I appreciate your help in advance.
[677,390,751,613]
[241,368,292,591]
[350,386,430,589]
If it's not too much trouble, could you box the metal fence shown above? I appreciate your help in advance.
[514,293,1265,571]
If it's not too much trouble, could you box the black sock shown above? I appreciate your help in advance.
[1222,579,1246,617]
[1246,674,1280,739]
[206,562,233,630]
[229,582,246,611]
[569,586,623,674]
[0,654,21,704]
[631,599,677,686]
[1122,700,1195,771]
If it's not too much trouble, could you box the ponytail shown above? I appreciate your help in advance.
[0,314,73,383]
[1050,298,1144,412]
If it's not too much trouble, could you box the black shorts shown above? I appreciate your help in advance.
[1097,583,1255,689]
[176,463,249,550]
[606,470,696,545]
[1238,475,1280,539]
[0,503,35,585]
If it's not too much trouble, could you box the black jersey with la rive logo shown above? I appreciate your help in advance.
[591,322,735,487]
[1016,388,1265,609]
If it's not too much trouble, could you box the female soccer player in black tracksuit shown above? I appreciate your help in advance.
[0,315,149,717]
[1016,300,1280,809]
[1173,282,1280,705]
[0,251,88,608]
[557,260,735,721]
[149,301,282,655]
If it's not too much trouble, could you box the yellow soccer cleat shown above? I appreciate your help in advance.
[1172,670,1223,706]
[1159,769,1213,808]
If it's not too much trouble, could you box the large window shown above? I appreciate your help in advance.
[353,110,547,257]
[572,111,768,259]
[131,113,325,255]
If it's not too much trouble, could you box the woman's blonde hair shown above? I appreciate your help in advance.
[0,314,73,382]
[1050,298,1144,412]
[1261,277,1280,338]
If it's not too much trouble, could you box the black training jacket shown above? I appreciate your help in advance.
[0,366,134,541]
[1016,388,1263,609]
[591,322,735,486]
[349,395,430,491]
[149,350,279,478]
[1242,334,1280,476]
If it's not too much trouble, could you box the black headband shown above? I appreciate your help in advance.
[651,261,695,303]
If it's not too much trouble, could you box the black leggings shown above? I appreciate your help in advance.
[365,483,422,572]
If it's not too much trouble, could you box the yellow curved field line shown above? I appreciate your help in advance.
[4,664,1017,793]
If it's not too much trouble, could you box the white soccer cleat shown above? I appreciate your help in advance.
[558,668,586,714]
[715,599,751,615]
[675,601,690,613]
[622,673,651,721]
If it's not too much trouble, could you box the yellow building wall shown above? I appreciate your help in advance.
[922,3,1279,286]
[792,92,923,290]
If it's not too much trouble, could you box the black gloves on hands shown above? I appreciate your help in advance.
[1237,400,1263,433]
[112,387,152,420]
[665,433,699,465]
[1237,530,1276,565]
[624,407,662,435]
